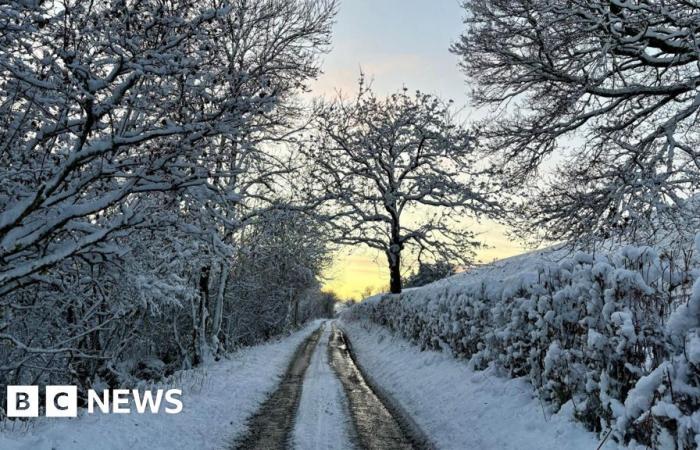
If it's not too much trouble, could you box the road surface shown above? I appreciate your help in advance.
[232,321,430,450]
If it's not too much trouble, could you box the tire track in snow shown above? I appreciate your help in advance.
[292,323,355,450]
[328,323,431,450]
[232,324,323,450]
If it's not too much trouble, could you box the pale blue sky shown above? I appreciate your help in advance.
[312,0,468,103]
[314,1,526,299]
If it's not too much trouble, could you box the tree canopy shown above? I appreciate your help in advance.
[303,81,503,293]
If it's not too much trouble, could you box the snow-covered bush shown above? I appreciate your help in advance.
[404,261,456,288]
[351,244,700,448]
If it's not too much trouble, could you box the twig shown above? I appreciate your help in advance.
[596,427,613,450]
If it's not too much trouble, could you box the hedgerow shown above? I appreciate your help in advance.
[351,244,700,449]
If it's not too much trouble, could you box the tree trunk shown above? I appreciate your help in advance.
[209,263,229,354]
[293,295,299,328]
[193,265,210,366]
[388,209,403,293]
[388,246,402,294]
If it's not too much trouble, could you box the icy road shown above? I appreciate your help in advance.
[0,319,623,450]
[233,321,428,450]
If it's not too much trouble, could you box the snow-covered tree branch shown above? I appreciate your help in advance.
[303,80,504,293]
[453,0,700,246]
[0,0,337,400]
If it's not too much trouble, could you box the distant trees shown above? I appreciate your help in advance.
[403,260,455,288]
[0,0,337,400]
[223,208,332,346]
[453,0,700,247]
[303,81,503,293]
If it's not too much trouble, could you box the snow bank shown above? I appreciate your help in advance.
[347,244,700,449]
[341,320,622,450]
[0,321,322,450]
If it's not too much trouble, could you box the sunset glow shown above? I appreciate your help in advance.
[313,1,525,298]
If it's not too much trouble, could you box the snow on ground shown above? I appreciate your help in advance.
[341,319,624,450]
[0,321,322,450]
[429,245,567,291]
[358,246,569,308]
[292,322,353,450]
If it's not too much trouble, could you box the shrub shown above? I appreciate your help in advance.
[350,244,700,448]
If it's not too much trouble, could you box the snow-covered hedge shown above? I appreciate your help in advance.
[351,245,700,449]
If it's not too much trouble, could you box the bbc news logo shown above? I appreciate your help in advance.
[6,386,183,417]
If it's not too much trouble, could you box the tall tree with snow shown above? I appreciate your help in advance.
[0,0,336,395]
[452,0,700,247]
[303,81,502,294]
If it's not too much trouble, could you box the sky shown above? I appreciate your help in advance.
[312,0,527,299]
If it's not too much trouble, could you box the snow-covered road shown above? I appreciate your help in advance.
[292,324,353,449]
[240,318,625,450]
[237,320,419,449]
[0,318,630,450]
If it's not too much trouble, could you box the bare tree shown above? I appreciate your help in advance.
[224,208,331,345]
[452,0,700,246]
[303,81,503,294]
[0,0,337,396]
[0,0,335,294]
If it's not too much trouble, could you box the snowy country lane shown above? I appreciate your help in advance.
[0,318,627,450]
[235,320,424,450]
